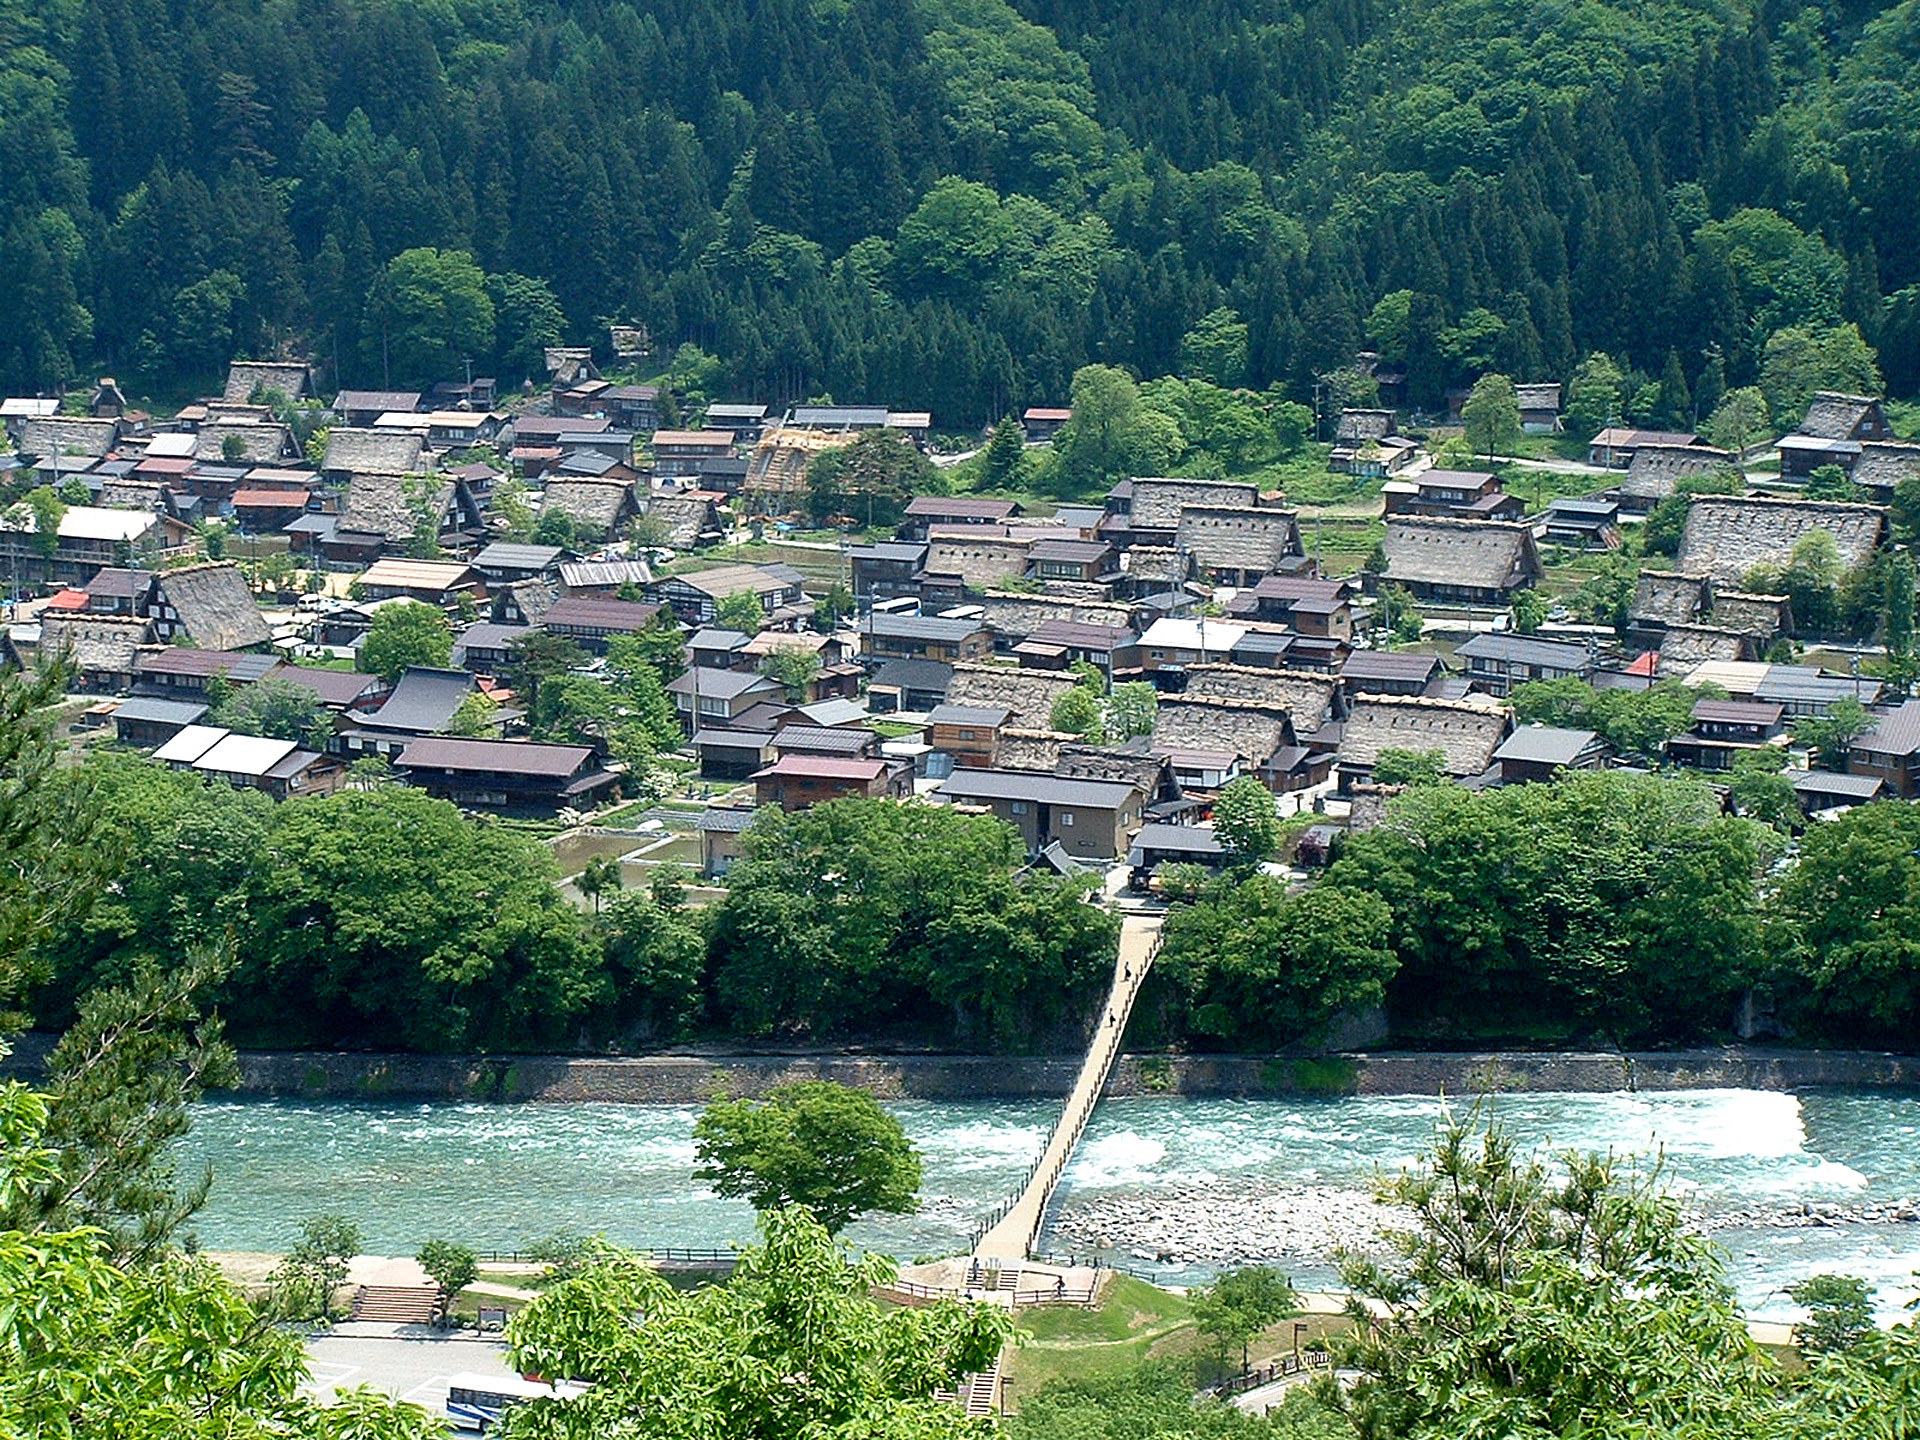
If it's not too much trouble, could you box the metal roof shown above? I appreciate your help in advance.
[927,704,1011,727]
[1493,725,1601,766]
[937,768,1140,808]
[153,724,229,764]
[1342,651,1441,680]
[110,696,209,725]
[1855,700,1920,756]
[364,667,477,732]
[473,543,566,570]
[397,736,593,777]
[868,612,986,641]
[1455,633,1592,668]
[193,731,300,777]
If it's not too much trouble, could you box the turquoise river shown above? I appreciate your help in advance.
[179,1088,1920,1321]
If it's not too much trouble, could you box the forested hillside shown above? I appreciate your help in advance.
[3,0,1917,424]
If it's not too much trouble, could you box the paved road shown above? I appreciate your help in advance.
[304,1324,516,1415]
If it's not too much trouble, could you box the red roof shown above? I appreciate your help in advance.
[133,456,195,474]
[46,588,89,610]
[230,488,312,508]
[752,755,889,782]
[1624,650,1658,676]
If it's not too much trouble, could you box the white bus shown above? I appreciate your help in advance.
[445,1372,588,1432]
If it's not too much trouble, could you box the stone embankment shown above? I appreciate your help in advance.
[1051,1183,1920,1269]
[7,1041,1920,1103]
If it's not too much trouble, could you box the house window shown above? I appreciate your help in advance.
[957,729,976,740]
[1010,801,1028,814]
[1060,812,1074,826]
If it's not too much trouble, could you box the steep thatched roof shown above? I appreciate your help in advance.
[1128,477,1260,530]
[995,728,1073,772]
[1181,663,1339,733]
[1381,518,1543,591]
[1335,409,1396,442]
[149,562,270,650]
[35,613,150,674]
[1711,591,1792,639]
[502,578,560,625]
[1055,744,1170,794]
[972,592,1134,640]
[945,664,1081,730]
[1658,622,1757,672]
[1122,547,1188,584]
[95,479,164,511]
[1630,570,1709,627]
[1338,696,1512,776]
[538,479,635,539]
[924,535,1031,589]
[223,361,309,404]
[1174,506,1304,575]
[1150,697,1291,763]
[19,417,119,460]
[644,493,717,548]
[1798,392,1879,440]
[1676,495,1887,583]
[195,421,293,464]
[1515,383,1562,412]
[339,472,447,542]
[1619,444,1733,501]
[1852,442,1920,497]
[323,428,426,475]
[744,426,849,494]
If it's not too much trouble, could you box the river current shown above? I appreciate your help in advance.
[178,1088,1920,1321]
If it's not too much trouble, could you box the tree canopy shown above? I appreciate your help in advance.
[693,1080,922,1234]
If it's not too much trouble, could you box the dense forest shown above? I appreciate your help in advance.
[3,0,1919,425]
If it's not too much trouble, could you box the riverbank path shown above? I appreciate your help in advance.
[972,910,1163,1262]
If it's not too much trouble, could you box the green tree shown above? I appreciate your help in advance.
[269,1214,362,1323]
[507,1208,1010,1440]
[1193,1265,1300,1377]
[1766,800,1920,1043]
[415,1239,478,1322]
[693,1081,921,1234]
[1758,321,1882,428]
[715,590,765,635]
[601,884,707,1042]
[362,247,495,390]
[807,430,936,528]
[1788,1274,1875,1355]
[1644,467,1746,555]
[359,601,452,682]
[576,855,624,917]
[1794,697,1872,771]
[1157,880,1397,1048]
[1053,364,1169,493]
[445,690,498,737]
[490,476,536,543]
[1180,307,1250,387]
[1051,684,1106,743]
[1726,746,1797,829]
[1802,463,1860,502]
[209,675,323,745]
[980,413,1027,491]
[1107,681,1158,740]
[485,271,565,383]
[760,644,822,701]
[1705,385,1772,457]
[1510,588,1548,635]
[1460,372,1520,459]
[1333,1111,1778,1440]
[1565,353,1626,439]
[1211,775,1281,864]
[1372,748,1447,786]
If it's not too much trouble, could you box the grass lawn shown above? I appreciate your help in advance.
[1001,1275,1199,1405]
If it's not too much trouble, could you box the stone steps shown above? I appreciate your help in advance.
[351,1284,440,1323]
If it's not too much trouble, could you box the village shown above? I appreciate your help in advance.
[0,352,1913,887]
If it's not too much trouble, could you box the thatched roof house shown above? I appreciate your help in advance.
[1617,444,1734,511]
[1151,697,1293,763]
[924,535,1032,590]
[338,472,482,546]
[1181,663,1340,734]
[96,479,164,511]
[145,562,269,650]
[1380,518,1543,603]
[223,361,310,404]
[1658,623,1758,673]
[644,493,720,548]
[973,592,1134,641]
[1675,495,1887,584]
[1121,547,1188,587]
[196,420,295,464]
[995,728,1073,772]
[1128,477,1260,531]
[1630,570,1710,630]
[1174,506,1304,582]
[1335,409,1396,442]
[1336,696,1512,782]
[323,428,426,477]
[945,664,1082,730]
[1711,591,1793,640]
[19,416,120,460]
[539,478,637,540]
[1852,442,1920,501]
[33,612,151,690]
[1797,392,1887,441]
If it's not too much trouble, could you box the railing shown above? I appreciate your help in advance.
[877,1278,1096,1308]
[476,1246,738,1266]
[1207,1349,1334,1397]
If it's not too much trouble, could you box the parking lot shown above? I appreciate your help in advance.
[304,1324,519,1419]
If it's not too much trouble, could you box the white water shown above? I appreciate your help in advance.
[177,1087,1920,1320]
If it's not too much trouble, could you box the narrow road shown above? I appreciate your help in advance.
[972,911,1163,1262]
